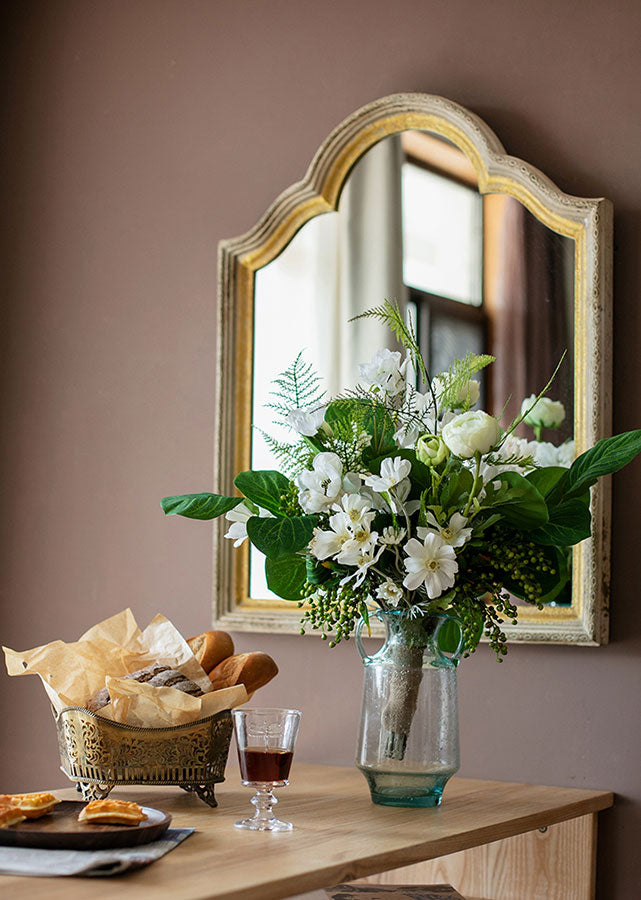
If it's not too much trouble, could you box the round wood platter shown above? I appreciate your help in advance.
[0,801,172,850]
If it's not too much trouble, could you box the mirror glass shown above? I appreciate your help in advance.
[250,131,575,602]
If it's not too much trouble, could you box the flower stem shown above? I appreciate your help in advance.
[463,452,482,518]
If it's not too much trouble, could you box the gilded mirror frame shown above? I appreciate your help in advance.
[213,93,612,645]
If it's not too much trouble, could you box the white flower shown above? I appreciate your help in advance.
[556,439,575,468]
[332,493,375,529]
[402,533,458,598]
[521,395,565,429]
[419,512,472,549]
[296,452,344,513]
[380,526,406,545]
[359,348,408,397]
[364,456,412,493]
[394,422,422,449]
[286,406,326,436]
[432,374,480,409]
[376,581,404,606]
[309,513,352,560]
[339,544,385,588]
[337,524,379,567]
[441,410,501,459]
[224,502,271,547]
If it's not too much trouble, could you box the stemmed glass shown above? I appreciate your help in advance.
[232,707,301,832]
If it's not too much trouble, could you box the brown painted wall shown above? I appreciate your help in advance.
[2,2,640,895]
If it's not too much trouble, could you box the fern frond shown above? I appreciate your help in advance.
[256,430,315,476]
[438,352,496,411]
[485,452,537,469]
[350,300,430,385]
[265,351,326,424]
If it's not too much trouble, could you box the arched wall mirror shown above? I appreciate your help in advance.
[214,93,612,644]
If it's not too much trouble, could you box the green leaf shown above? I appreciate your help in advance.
[247,515,316,558]
[435,617,464,658]
[439,467,474,513]
[525,466,566,497]
[548,430,641,505]
[265,553,308,600]
[531,498,591,546]
[306,555,332,585]
[234,470,291,515]
[161,493,242,520]
[482,471,549,529]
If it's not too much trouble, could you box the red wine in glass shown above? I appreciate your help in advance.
[238,747,294,784]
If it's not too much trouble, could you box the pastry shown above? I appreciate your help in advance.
[78,799,147,825]
[208,651,278,694]
[187,630,234,673]
[0,803,26,829]
[3,792,59,818]
[87,664,204,712]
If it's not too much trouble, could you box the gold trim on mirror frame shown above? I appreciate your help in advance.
[214,93,612,645]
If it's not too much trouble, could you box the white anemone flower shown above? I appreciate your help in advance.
[403,533,458,598]
[419,512,472,549]
[296,452,344,514]
[332,493,375,529]
[224,502,271,547]
[339,544,385,588]
[337,525,379,567]
[376,581,405,606]
[309,513,352,560]
[359,348,408,397]
[286,406,326,436]
[364,456,412,493]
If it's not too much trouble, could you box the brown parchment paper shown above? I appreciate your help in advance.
[3,608,247,726]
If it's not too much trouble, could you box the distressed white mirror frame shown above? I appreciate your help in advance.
[213,93,612,645]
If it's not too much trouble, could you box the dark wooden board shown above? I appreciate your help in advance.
[0,801,172,850]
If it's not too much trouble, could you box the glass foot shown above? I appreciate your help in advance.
[235,784,294,831]
[358,765,455,808]
[234,815,293,832]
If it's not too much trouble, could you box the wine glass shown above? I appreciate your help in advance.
[232,707,301,832]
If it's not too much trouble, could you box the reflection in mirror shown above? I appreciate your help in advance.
[251,131,575,602]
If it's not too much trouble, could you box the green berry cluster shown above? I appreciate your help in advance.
[278,481,304,517]
[298,579,371,647]
[482,528,556,608]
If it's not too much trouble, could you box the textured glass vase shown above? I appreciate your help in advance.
[355,609,463,808]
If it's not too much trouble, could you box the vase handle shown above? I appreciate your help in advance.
[354,617,372,663]
[432,614,465,664]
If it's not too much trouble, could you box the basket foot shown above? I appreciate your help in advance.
[181,783,218,807]
[76,782,114,801]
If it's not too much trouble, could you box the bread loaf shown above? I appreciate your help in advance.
[187,630,234,673]
[208,652,278,694]
[86,664,204,712]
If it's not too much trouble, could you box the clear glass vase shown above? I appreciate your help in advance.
[355,609,463,808]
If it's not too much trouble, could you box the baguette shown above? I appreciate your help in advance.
[208,652,278,694]
[86,664,203,712]
[187,630,234,673]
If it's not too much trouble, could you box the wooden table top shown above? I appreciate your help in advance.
[1,764,612,900]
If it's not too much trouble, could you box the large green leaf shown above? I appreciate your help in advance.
[234,470,291,515]
[482,471,549,529]
[525,466,566,497]
[265,553,308,600]
[247,514,316,558]
[531,498,591,546]
[161,493,242,520]
[548,430,641,505]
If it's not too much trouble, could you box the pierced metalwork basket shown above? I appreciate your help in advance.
[54,706,233,807]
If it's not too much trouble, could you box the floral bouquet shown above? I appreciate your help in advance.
[163,302,641,663]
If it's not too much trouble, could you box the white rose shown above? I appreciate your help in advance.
[286,406,325,436]
[432,374,480,409]
[441,410,501,459]
[521,395,565,429]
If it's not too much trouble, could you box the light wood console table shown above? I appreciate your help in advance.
[1,764,612,900]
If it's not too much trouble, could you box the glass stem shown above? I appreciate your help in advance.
[250,785,278,826]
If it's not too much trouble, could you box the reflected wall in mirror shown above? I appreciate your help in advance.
[215,94,612,643]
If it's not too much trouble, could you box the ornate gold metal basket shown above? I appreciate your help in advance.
[54,706,233,807]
